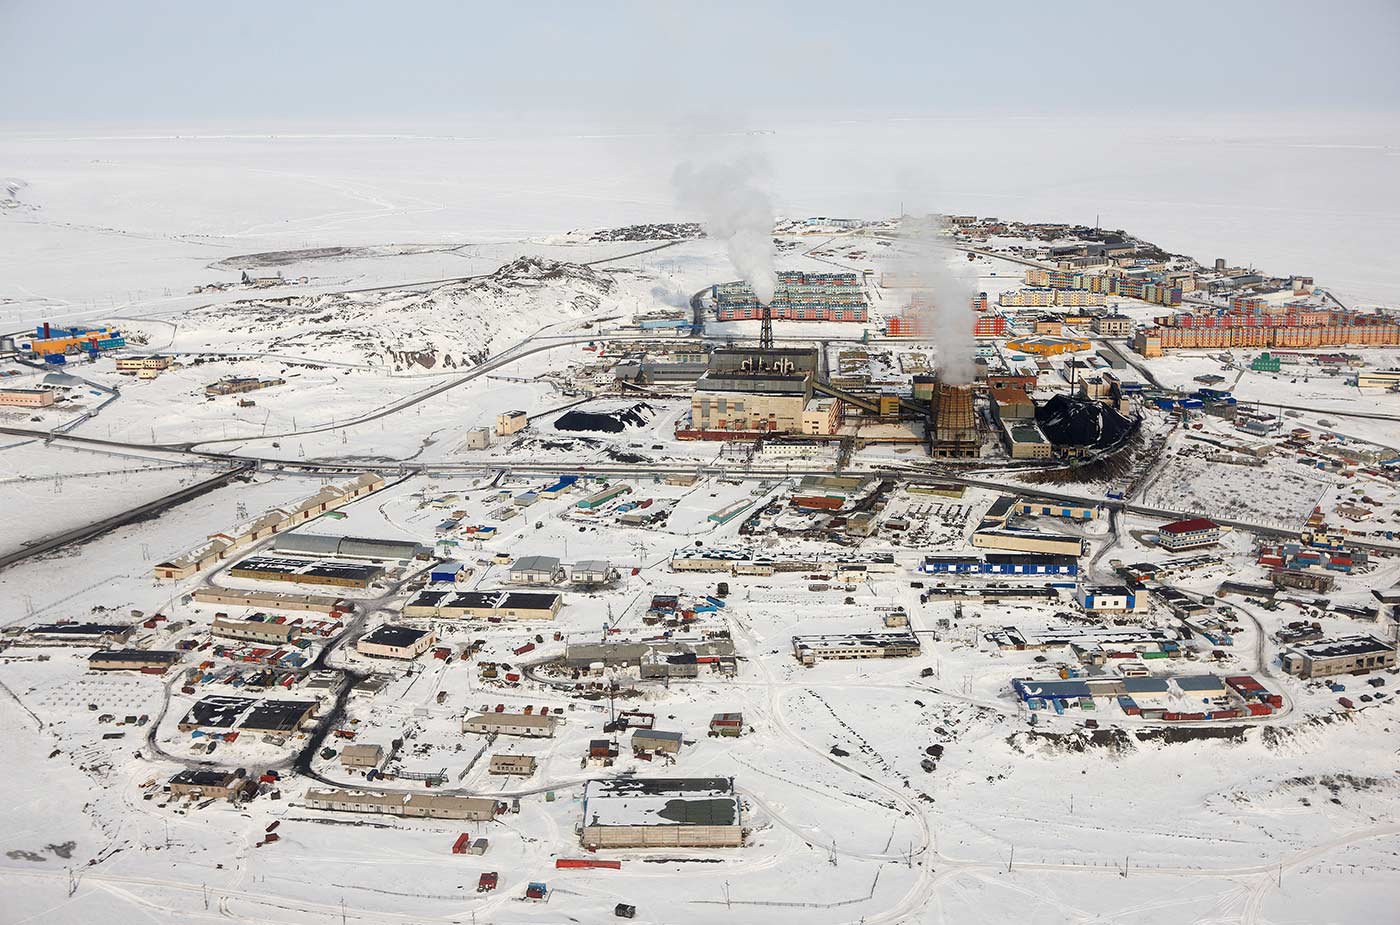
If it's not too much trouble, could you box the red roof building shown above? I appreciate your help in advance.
[1158,518,1222,550]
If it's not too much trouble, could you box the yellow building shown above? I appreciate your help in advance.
[801,397,840,435]
[1005,335,1091,356]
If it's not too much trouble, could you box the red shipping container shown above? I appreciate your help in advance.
[452,833,471,854]
[556,858,621,870]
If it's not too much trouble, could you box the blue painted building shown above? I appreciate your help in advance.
[922,553,1079,576]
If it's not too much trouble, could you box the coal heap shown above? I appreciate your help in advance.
[1035,395,1138,448]
[555,402,655,434]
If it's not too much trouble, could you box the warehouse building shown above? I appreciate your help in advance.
[972,528,1084,557]
[153,473,386,581]
[403,589,564,621]
[27,623,134,645]
[357,624,435,660]
[1157,518,1222,551]
[1280,635,1397,679]
[241,700,318,735]
[228,555,385,589]
[178,695,255,732]
[792,632,921,666]
[270,533,426,562]
[573,486,628,513]
[581,777,742,849]
[462,711,558,738]
[921,553,1079,576]
[306,789,498,821]
[212,616,299,645]
[88,650,182,672]
[1356,369,1400,388]
[192,588,344,613]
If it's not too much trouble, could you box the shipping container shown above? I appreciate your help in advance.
[555,858,622,870]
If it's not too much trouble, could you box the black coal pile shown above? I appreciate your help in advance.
[1035,395,1138,448]
[555,402,655,434]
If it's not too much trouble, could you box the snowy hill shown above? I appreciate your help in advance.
[172,256,622,372]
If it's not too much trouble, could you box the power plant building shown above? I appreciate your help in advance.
[690,370,813,435]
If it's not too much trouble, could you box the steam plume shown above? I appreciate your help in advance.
[673,155,777,304]
[897,213,977,384]
[649,284,692,309]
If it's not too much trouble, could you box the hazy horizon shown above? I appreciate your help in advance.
[4,1,1398,127]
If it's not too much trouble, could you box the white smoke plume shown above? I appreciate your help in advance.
[649,284,692,309]
[673,155,777,304]
[897,213,978,384]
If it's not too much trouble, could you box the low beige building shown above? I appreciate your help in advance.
[488,754,538,776]
[1281,635,1396,679]
[169,769,245,800]
[116,355,174,374]
[153,473,385,581]
[306,789,497,821]
[496,410,528,436]
[191,588,343,613]
[356,624,435,660]
[463,712,557,738]
[212,616,298,645]
[0,388,56,407]
[340,744,385,769]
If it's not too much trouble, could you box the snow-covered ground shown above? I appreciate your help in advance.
[3,122,1400,924]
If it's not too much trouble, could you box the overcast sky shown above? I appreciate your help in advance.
[3,0,1399,127]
